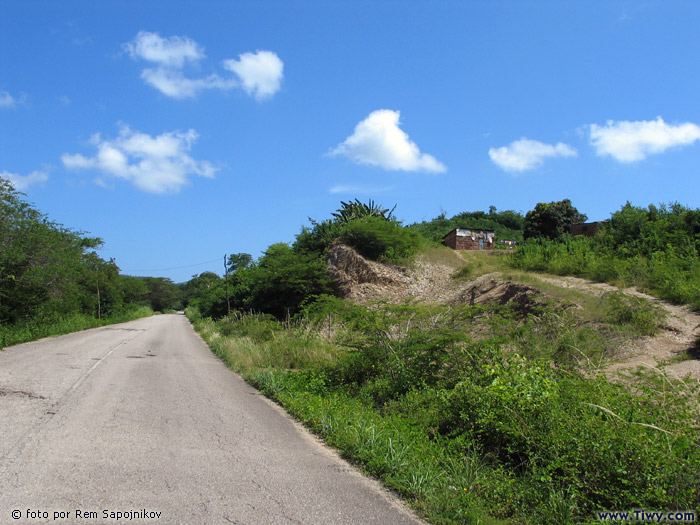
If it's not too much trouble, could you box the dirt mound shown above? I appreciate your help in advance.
[326,244,411,299]
[452,279,543,311]
[327,246,542,310]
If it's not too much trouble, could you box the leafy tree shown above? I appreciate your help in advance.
[340,216,424,264]
[226,253,252,274]
[523,199,587,241]
[180,271,221,309]
[120,275,151,305]
[0,178,119,323]
[294,199,398,257]
[242,243,332,318]
[294,219,344,256]
[79,252,123,319]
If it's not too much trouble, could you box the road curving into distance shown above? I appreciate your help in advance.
[0,314,422,524]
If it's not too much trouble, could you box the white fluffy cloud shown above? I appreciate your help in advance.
[222,51,284,101]
[123,31,204,68]
[123,32,282,101]
[589,117,700,162]
[61,125,217,194]
[489,138,577,172]
[1,170,48,190]
[0,91,15,108]
[330,110,446,173]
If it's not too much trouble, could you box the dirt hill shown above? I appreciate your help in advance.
[327,244,700,380]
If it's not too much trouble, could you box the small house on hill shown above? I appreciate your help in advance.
[571,221,605,237]
[443,228,495,250]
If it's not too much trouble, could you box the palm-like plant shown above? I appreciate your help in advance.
[331,199,397,224]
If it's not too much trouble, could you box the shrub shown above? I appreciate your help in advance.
[600,291,665,336]
[339,216,424,265]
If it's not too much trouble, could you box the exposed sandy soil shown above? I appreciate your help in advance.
[328,246,700,381]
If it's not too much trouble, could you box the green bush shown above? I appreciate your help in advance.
[600,291,666,336]
[339,216,424,265]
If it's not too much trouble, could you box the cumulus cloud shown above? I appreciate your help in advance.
[489,138,577,172]
[330,110,446,173]
[222,51,284,101]
[1,170,49,190]
[123,31,282,101]
[589,117,700,162]
[123,31,204,68]
[61,125,217,194]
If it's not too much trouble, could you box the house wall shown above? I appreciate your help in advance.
[571,222,603,237]
[444,228,495,250]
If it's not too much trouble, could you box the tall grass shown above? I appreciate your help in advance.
[189,309,341,376]
[0,306,154,349]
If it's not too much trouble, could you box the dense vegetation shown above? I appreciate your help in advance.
[512,202,700,310]
[189,295,698,524]
[9,180,697,523]
[0,178,180,348]
[183,197,700,524]
[523,198,587,240]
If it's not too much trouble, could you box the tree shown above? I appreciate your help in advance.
[241,244,332,318]
[523,199,587,241]
[0,177,117,323]
[226,253,252,274]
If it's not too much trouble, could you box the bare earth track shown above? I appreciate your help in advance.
[0,314,422,524]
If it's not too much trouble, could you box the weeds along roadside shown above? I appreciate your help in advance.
[187,299,700,525]
[0,306,155,350]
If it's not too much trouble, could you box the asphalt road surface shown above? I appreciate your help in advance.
[0,314,423,524]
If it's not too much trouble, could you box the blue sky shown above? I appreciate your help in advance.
[2,1,700,282]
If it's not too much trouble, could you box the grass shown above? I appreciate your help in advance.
[502,272,667,336]
[416,245,510,280]
[417,244,468,269]
[187,300,700,524]
[455,250,511,278]
[0,306,154,350]
[190,310,342,376]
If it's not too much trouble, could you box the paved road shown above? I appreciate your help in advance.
[0,314,422,524]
